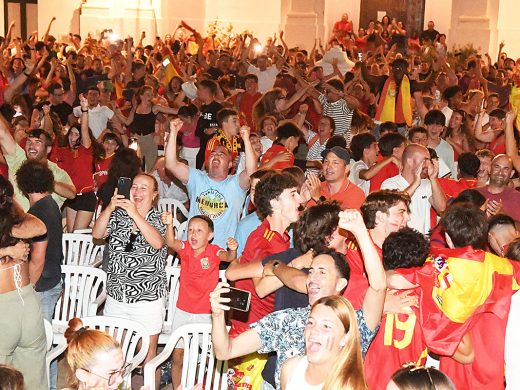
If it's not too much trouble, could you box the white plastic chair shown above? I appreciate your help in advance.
[174,219,188,240]
[62,233,104,267]
[158,198,189,221]
[47,316,150,387]
[159,266,181,344]
[52,265,107,342]
[144,324,229,390]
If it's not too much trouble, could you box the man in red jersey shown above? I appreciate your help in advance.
[343,190,410,309]
[226,171,303,388]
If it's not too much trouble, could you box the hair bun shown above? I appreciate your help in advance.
[64,317,85,344]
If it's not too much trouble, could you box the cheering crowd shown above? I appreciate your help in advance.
[1,10,520,390]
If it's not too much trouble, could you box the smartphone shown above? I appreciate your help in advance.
[162,58,171,67]
[222,287,251,312]
[122,88,135,102]
[117,177,132,200]
[358,52,363,61]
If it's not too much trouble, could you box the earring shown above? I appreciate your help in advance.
[339,342,345,348]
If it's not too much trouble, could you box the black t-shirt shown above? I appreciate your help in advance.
[28,195,63,292]
[420,29,440,43]
[261,247,309,386]
[43,102,72,125]
[195,100,223,168]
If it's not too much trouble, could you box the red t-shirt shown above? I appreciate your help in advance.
[370,160,400,192]
[364,294,427,390]
[437,177,477,200]
[230,92,262,131]
[51,145,94,193]
[489,134,506,156]
[176,241,223,314]
[260,143,295,170]
[94,155,114,189]
[230,219,290,336]
[343,237,383,310]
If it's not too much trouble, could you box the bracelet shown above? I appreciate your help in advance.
[81,109,88,113]
[23,71,31,77]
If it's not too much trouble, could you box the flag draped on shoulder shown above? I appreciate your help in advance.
[398,247,519,356]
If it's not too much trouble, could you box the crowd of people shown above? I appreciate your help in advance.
[1,10,520,390]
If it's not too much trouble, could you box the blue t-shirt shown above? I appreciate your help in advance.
[186,168,247,248]
[234,211,262,257]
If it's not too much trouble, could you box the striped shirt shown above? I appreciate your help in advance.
[318,93,354,146]
[305,130,327,161]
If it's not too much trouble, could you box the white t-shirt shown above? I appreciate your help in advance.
[349,159,370,196]
[73,104,114,139]
[247,64,280,93]
[432,138,456,178]
[441,106,453,126]
[381,174,433,234]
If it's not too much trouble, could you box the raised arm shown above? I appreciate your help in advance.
[165,119,190,184]
[78,94,92,149]
[504,110,520,172]
[0,111,17,156]
[474,112,496,143]
[210,282,263,360]
[338,210,386,331]
[238,125,256,190]
[42,16,56,42]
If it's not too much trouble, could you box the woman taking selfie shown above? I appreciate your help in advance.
[92,173,167,381]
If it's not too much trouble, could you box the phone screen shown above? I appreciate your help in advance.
[117,177,132,200]
[222,287,251,312]
[162,58,171,67]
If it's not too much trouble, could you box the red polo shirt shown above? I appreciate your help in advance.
[438,177,477,199]
[320,178,365,210]
[230,219,290,336]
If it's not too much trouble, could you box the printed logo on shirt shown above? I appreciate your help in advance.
[196,189,228,220]
[200,257,210,269]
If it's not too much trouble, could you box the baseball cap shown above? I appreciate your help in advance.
[321,146,350,163]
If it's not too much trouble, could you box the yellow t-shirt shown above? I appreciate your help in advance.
[5,144,74,211]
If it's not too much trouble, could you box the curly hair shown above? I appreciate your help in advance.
[106,148,141,186]
[361,190,411,229]
[254,172,298,219]
[382,227,430,270]
[15,160,55,198]
[295,201,341,253]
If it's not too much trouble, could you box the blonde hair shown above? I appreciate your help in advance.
[318,296,367,390]
[64,317,120,388]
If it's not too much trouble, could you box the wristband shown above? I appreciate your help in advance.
[23,71,31,77]
[81,108,88,113]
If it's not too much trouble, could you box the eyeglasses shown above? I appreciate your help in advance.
[83,362,132,386]
[125,232,138,252]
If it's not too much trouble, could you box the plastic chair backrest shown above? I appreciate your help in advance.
[81,316,150,369]
[158,198,189,221]
[62,233,104,266]
[53,265,106,329]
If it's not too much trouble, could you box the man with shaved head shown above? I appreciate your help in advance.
[381,143,447,234]
[476,154,520,222]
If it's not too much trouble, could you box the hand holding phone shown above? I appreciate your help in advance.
[210,283,251,315]
[117,177,132,200]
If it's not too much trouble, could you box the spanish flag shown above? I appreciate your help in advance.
[155,47,182,86]
[509,84,520,129]
[397,247,520,389]
[374,75,413,126]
